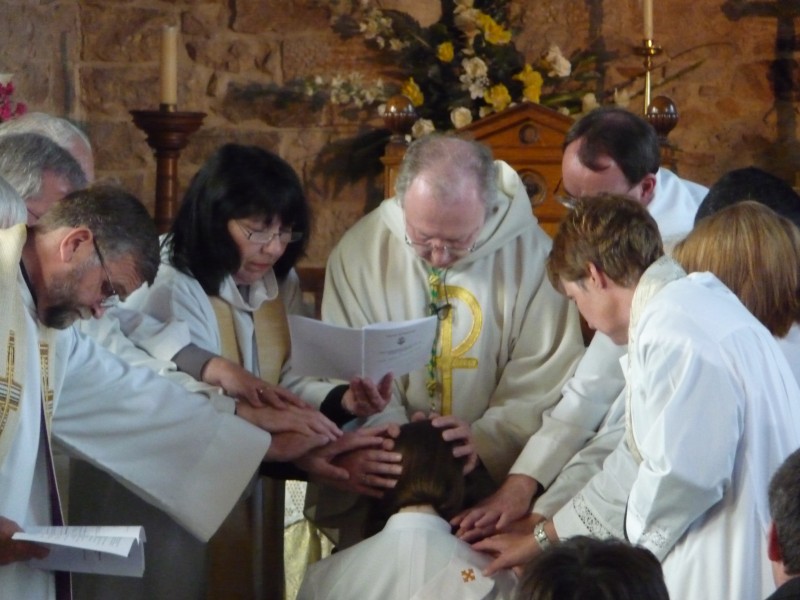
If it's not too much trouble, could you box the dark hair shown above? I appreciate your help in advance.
[695,166,800,229]
[769,448,800,574]
[0,132,87,199]
[548,194,663,289]
[167,144,310,294]
[36,185,160,286]
[564,106,660,186]
[515,536,670,600]
[381,420,466,521]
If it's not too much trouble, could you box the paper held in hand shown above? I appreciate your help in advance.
[13,526,146,577]
[288,315,438,382]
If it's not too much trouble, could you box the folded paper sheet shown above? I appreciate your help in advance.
[288,315,438,382]
[13,526,146,577]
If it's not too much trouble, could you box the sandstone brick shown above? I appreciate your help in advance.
[231,0,330,35]
[185,36,274,74]
[81,5,166,62]
[91,120,152,171]
[80,66,160,115]
[182,4,228,37]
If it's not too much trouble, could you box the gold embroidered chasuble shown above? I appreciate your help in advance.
[0,224,57,479]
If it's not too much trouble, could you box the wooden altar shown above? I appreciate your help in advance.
[381,102,574,237]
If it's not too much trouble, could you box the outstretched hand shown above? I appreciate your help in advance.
[452,474,540,542]
[295,426,395,482]
[320,424,402,497]
[0,516,49,566]
[202,356,308,409]
[264,431,330,463]
[412,411,479,474]
[472,530,541,576]
[237,403,342,441]
[342,373,394,418]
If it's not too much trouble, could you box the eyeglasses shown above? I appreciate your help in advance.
[553,178,640,210]
[92,238,120,309]
[403,215,481,260]
[404,233,478,259]
[236,221,303,246]
[553,179,578,210]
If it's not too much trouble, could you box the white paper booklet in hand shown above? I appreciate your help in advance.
[288,315,438,382]
[13,525,146,577]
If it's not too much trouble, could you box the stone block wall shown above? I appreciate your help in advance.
[1,0,798,267]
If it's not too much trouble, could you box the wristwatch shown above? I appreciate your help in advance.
[533,521,552,551]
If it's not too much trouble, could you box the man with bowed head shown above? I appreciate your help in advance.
[0,186,379,599]
[311,133,585,545]
[476,194,800,600]
[455,106,708,544]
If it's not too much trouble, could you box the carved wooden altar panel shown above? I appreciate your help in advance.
[381,102,574,237]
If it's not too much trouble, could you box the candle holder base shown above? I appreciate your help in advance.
[646,96,679,172]
[131,109,205,233]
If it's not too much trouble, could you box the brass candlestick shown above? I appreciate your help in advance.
[130,108,205,233]
[634,39,663,113]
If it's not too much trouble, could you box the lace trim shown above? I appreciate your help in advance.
[637,524,670,552]
[572,493,613,538]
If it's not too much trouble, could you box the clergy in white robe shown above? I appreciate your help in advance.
[476,195,800,600]
[454,126,706,540]
[70,145,351,600]
[298,512,515,600]
[0,197,272,599]
[299,420,517,600]
[322,156,584,483]
[552,267,800,600]
[316,136,585,547]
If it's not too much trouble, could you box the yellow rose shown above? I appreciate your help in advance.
[437,42,454,63]
[484,83,511,112]
[401,77,424,107]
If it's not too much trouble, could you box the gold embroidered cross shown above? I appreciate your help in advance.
[0,332,22,436]
[461,568,476,582]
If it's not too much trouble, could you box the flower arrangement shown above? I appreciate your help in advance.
[317,0,602,134]
[0,75,27,123]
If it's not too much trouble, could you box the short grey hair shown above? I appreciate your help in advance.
[0,133,87,200]
[0,175,26,227]
[0,112,91,154]
[394,134,499,218]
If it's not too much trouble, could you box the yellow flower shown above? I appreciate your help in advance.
[475,12,512,45]
[523,84,542,103]
[484,83,511,112]
[514,64,539,87]
[515,65,543,103]
[437,42,454,63]
[401,77,424,107]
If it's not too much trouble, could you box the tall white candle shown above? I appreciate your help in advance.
[643,0,654,40]
[160,25,178,106]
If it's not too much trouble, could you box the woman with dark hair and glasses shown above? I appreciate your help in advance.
[119,144,395,598]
